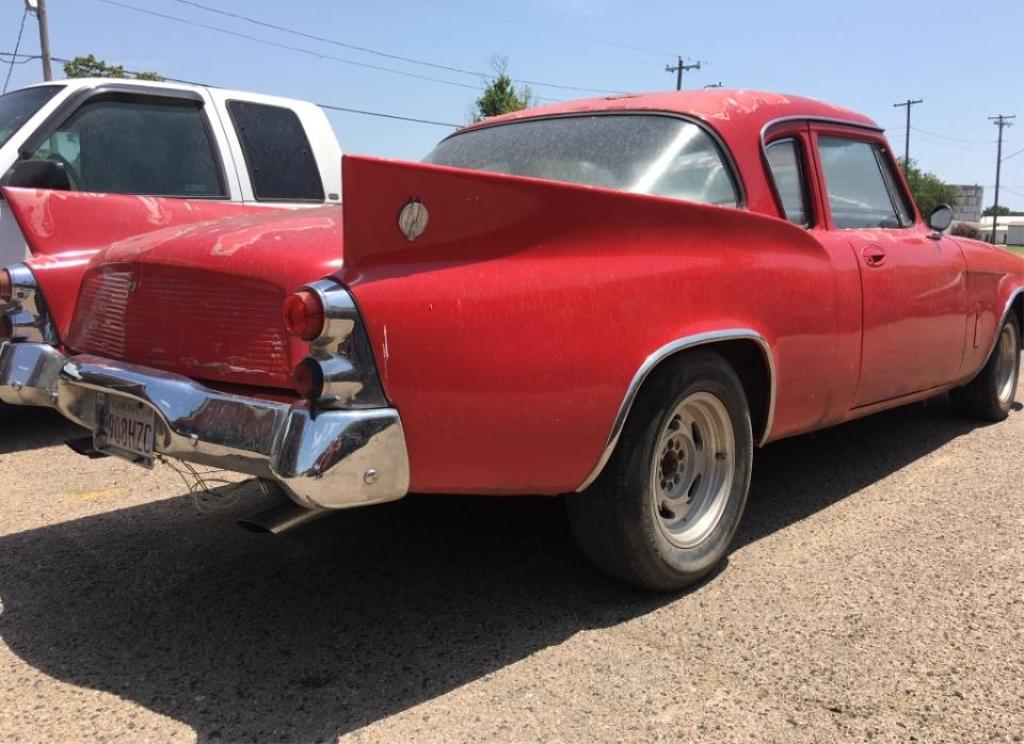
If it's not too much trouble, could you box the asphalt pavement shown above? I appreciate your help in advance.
[0,395,1021,743]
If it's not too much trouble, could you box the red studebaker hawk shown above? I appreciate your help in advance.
[1,90,1021,591]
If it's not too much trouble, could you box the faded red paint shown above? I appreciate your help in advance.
[3,188,283,339]
[13,91,1024,496]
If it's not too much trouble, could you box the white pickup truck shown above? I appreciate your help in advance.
[0,77,343,265]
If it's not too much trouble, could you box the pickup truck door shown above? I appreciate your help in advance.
[810,125,967,407]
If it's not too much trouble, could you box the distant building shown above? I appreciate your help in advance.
[951,184,984,224]
[978,215,1024,246]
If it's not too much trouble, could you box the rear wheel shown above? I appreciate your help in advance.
[951,314,1021,421]
[566,351,753,592]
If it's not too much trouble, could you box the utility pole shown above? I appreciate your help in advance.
[665,55,701,91]
[24,0,52,81]
[988,113,1016,244]
[892,98,923,169]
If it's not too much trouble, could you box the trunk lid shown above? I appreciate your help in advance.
[66,206,343,390]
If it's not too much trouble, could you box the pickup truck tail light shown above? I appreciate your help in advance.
[0,269,12,305]
[282,290,325,341]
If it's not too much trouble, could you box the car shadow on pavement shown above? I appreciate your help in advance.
[0,406,87,456]
[0,396,989,742]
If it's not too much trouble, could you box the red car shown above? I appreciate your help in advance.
[2,90,1021,591]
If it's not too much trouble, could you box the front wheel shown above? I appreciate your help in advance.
[951,314,1021,421]
[566,351,753,592]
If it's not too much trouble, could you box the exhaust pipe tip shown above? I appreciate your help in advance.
[238,499,328,535]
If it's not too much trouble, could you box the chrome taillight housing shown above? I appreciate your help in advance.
[1,263,55,345]
[283,279,386,409]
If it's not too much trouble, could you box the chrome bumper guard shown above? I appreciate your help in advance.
[0,342,410,510]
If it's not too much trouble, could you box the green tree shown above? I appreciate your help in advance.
[475,57,532,121]
[62,54,164,82]
[983,205,1024,217]
[899,159,958,220]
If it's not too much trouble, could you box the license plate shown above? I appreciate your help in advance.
[95,395,156,468]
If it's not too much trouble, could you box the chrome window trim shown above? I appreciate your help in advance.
[758,115,884,150]
[430,110,748,210]
[575,328,776,492]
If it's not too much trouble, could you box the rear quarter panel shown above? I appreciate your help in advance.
[340,157,861,495]
[953,237,1024,378]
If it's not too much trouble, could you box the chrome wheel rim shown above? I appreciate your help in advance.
[651,392,735,549]
[995,324,1019,405]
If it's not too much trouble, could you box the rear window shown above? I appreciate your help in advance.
[425,114,740,208]
[227,101,324,202]
[0,85,62,149]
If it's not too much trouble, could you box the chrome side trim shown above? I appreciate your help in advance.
[2,263,57,345]
[575,329,776,492]
[982,287,1024,368]
[302,278,388,409]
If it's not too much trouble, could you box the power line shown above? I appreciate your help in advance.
[437,0,672,58]
[910,126,996,145]
[1001,147,1024,162]
[0,50,460,128]
[96,0,489,94]
[164,0,620,95]
[2,10,29,95]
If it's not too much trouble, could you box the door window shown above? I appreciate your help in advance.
[765,138,810,225]
[227,101,324,202]
[817,136,910,229]
[28,96,226,197]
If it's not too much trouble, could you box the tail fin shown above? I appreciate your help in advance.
[2,187,267,256]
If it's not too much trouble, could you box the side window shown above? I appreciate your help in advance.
[28,97,225,197]
[765,139,810,225]
[817,136,910,229]
[226,101,324,202]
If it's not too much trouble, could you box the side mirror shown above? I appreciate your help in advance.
[927,204,954,233]
[0,159,72,191]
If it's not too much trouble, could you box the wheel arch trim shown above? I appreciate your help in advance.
[575,328,777,492]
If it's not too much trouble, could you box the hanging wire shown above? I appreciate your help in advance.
[2,9,29,95]
[158,454,251,514]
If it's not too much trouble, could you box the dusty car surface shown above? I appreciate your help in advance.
[1,90,1021,590]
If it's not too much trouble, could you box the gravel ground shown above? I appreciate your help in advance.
[0,395,1021,743]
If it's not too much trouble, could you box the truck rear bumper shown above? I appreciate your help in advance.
[0,342,409,510]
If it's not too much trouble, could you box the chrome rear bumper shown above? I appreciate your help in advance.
[0,342,409,510]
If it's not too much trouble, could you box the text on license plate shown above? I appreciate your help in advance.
[97,396,156,464]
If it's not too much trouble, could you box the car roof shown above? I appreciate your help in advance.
[460,89,881,142]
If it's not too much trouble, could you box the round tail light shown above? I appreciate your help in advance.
[282,290,325,341]
[0,270,12,304]
[292,357,324,401]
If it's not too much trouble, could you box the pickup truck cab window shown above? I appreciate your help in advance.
[426,114,740,208]
[0,85,63,149]
[26,96,226,198]
[817,136,911,229]
[765,138,810,226]
[226,100,325,202]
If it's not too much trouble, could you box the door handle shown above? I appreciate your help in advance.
[863,245,887,267]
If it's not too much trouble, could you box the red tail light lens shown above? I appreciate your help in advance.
[282,290,325,341]
[0,313,11,341]
[0,270,12,304]
[292,357,324,400]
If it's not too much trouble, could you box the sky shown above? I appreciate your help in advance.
[2,0,1023,209]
